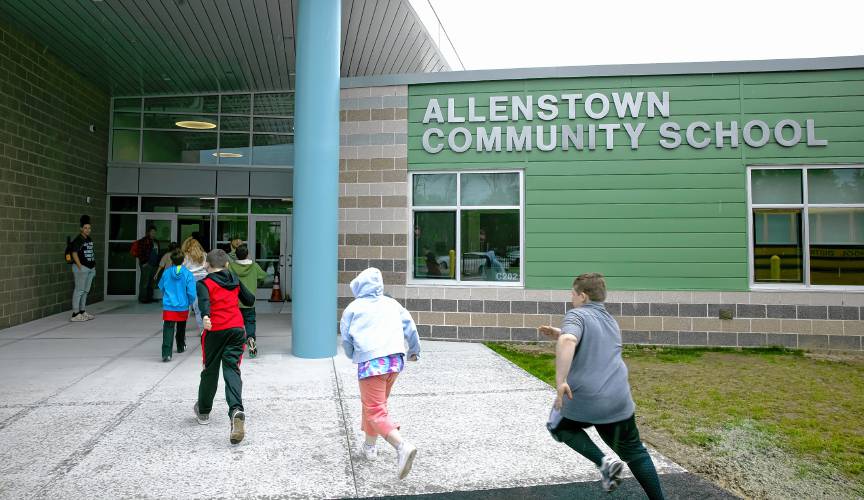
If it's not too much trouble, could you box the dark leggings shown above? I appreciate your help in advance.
[553,414,665,500]
[162,320,187,358]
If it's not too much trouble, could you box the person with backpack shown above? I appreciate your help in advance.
[69,215,96,322]
[132,226,160,304]
[228,244,267,358]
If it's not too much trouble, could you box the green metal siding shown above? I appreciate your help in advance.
[407,70,864,290]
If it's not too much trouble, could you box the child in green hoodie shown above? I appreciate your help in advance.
[229,244,267,357]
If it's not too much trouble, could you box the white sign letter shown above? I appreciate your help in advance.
[561,94,582,119]
[715,121,739,148]
[537,95,559,121]
[659,122,681,149]
[489,96,508,122]
[598,123,620,150]
[468,97,486,122]
[561,124,584,151]
[447,98,465,123]
[512,96,534,121]
[536,125,557,151]
[448,127,472,153]
[743,120,770,147]
[686,121,711,149]
[422,99,444,124]
[623,122,645,149]
[647,92,670,118]
[506,126,532,151]
[806,119,828,146]
[774,119,802,147]
[422,128,445,153]
[585,93,610,119]
[612,92,644,118]
[477,127,502,152]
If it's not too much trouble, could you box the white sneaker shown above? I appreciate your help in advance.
[70,314,87,322]
[362,443,378,461]
[396,442,417,479]
[83,312,95,320]
[599,455,624,492]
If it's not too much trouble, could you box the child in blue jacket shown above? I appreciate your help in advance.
[157,249,197,361]
[341,267,421,480]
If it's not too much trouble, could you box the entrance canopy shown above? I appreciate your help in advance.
[0,0,449,95]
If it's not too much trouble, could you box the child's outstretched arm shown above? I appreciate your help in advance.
[238,281,255,307]
[400,306,421,360]
[339,308,355,359]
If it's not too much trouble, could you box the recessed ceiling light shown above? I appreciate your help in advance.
[175,120,216,129]
[211,152,243,158]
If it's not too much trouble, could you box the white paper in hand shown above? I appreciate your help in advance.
[547,405,563,441]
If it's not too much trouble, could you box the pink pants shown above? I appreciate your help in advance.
[358,372,400,438]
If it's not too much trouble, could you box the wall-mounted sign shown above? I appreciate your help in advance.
[420,92,828,154]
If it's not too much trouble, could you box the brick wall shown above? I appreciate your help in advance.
[0,21,109,329]
[338,86,863,351]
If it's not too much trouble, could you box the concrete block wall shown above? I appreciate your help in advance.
[337,86,863,351]
[0,20,109,329]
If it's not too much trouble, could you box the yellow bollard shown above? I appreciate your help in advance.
[770,255,781,281]
[449,249,456,279]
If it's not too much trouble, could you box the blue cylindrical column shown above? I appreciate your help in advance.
[292,0,341,358]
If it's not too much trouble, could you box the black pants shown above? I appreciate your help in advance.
[241,308,256,339]
[138,263,156,302]
[197,327,246,417]
[552,414,665,500]
[162,320,186,358]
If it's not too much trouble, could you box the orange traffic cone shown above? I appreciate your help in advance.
[268,271,284,302]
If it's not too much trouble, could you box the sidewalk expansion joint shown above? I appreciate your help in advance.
[332,356,360,497]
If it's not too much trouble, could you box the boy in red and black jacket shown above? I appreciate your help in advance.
[192,249,255,445]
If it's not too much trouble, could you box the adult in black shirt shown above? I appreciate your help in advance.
[71,215,96,321]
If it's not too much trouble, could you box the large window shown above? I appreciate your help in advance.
[410,171,523,284]
[750,166,864,287]
[110,92,294,166]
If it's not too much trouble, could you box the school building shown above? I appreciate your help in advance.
[1,1,862,356]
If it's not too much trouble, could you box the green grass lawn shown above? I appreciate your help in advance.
[486,342,864,492]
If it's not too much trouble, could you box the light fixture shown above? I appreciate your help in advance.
[211,152,244,158]
[176,120,216,129]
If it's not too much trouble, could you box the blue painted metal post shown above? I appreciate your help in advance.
[292,0,340,358]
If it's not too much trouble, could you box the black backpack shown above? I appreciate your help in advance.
[64,236,74,264]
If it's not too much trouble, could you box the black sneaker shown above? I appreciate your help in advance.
[599,456,624,492]
[193,402,210,425]
[230,409,245,444]
[247,337,258,358]
[177,345,186,353]
[162,355,172,362]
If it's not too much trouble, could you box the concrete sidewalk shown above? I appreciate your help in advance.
[0,301,699,499]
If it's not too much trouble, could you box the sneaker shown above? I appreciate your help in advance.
[396,442,417,480]
[193,403,210,425]
[82,312,95,320]
[247,337,258,358]
[70,313,87,322]
[162,355,172,362]
[362,442,378,461]
[177,345,186,354]
[230,409,245,444]
[599,456,624,492]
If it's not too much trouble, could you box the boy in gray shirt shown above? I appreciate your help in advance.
[539,273,665,499]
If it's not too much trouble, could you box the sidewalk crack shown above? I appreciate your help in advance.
[332,357,360,497]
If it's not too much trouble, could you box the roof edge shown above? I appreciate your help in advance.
[340,55,864,88]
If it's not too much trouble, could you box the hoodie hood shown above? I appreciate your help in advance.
[168,265,185,280]
[207,269,240,290]
[230,260,255,277]
[350,267,384,299]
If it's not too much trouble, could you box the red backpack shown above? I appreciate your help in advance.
[129,239,141,258]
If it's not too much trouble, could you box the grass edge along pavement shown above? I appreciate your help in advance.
[485,342,864,499]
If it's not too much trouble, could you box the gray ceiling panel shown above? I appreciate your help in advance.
[0,0,447,95]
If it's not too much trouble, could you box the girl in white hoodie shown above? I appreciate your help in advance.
[341,267,422,480]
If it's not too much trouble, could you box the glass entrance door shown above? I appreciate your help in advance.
[248,216,292,300]
[138,215,177,299]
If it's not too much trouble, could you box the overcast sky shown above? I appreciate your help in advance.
[408,0,864,71]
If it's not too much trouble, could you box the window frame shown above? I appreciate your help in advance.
[747,164,864,291]
[408,170,525,287]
